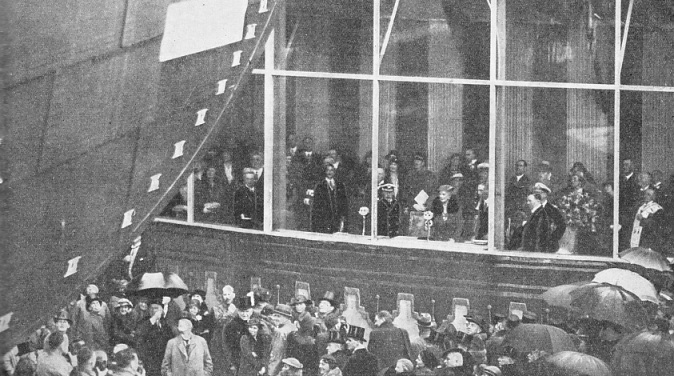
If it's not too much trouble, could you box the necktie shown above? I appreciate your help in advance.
[328,179,335,190]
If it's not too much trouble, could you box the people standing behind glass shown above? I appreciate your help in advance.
[533,182,566,252]
[327,148,353,187]
[384,158,403,203]
[234,169,263,229]
[291,136,323,231]
[439,153,463,187]
[569,162,597,189]
[520,193,553,253]
[311,164,348,234]
[505,160,531,217]
[378,184,402,237]
[403,153,437,212]
[429,185,460,241]
[195,165,227,223]
[619,158,640,250]
[535,161,563,200]
[630,188,666,252]
[458,150,481,239]
[474,184,489,241]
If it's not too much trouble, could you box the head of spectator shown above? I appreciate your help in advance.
[416,349,440,370]
[74,347,96,373]
[243,169,256,189]
[86,296,104,314]
[569,174,586,190]
[236,296,254,321]
[416,313,435,335]
[325,331,346,355]
[639,172,652,189]
[318,355,338,376]
[602,182,614,197]
[115,298,133,317]
[149,299,164,320]
[302,136,315,152]
[464,149,477,164]
[222,285,236,305]
[622,158,635,176]
[413,153,427,172]
[271,304,294,327]
[323,156,335,168]
[448,153,462,171]
[281,357,303,376]
[465,315,486,335]
[84,284,99,299]
[290,294,311,314]
[477,183,488,200]
[374,310,393,327]
[205,166,218,181]
[515,160,527,176]
[532,183,551,202]
[570,162,589,176]
[177,318,194,339]
[328,149,341,164]
[505,314,521,331]
[287,133,297,148]
[325,164,336,180]
[95,350,108,373]
[388,158,400,174]
[189,290,206,306]
[187,300,201,317]
[438,185,455,204]
[527,193,543,213]
[537,161,552,181]
[136,296,149,312]
[45,331,65,353]
[250,151,264,170]
[642,188,657,204]
[345,325,367,351]
[247,318,261,338]
[69,339,86,356]
[478,162,489,182]
[377,168,386,183]
[394,358,414,374]
[450,173,464,190]
[317,291,338,315]
[441,348,474,374]
[222,149,233,164]
[114,347,141,375]
[53,310,72,333]
[380,183,396,202]
[363,150,373,168]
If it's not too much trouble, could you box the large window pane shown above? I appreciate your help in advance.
[378,81,490,243]
[503,0,615,84]
[621,1,674,87]
[274,77,372,234]
[618,91,674,256]
[380,0,490,79]
[281,1,373,73]
[497,87,615,256]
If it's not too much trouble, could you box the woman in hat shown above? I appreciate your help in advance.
[75,297,110,352]
[430,185,460,241]
[412,350,439,376]
[318,355,342,376]
[436,349,474,376]
[185,299,214,344]
[288,295,319,376]
[110,298,137,348]
[279,358,303,376]
[238,318,271,376]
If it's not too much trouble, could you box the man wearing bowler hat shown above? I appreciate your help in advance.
[223,296,255,376]
[268,304,298,376]
[342,325,378,376]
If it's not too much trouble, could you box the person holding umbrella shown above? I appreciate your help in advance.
[136,299,173,376]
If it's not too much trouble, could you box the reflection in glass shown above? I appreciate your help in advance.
[498,87,614,256]
[618,92,674,256]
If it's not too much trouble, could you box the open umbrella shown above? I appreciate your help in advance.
[593,268,659,304]
[540,281,592,310]
[620,247,672,272]
[541,351,612,376]
[127,272,189,298]
[501,324,576,355]
[611,330,674,376]
[569,283,647,330]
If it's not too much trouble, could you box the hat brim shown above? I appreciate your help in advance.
[290,299,312,306]
[54,317,73,325]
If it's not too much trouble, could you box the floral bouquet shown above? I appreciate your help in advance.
[558,191,602,231]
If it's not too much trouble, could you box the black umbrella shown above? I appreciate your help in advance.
[127,272,189,298]
[611,329,674,376]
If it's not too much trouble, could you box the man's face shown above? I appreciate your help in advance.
[287,134,297,147]
[326,342,342,354]
[383,190,395,201]
[119,305,132,316]
[251,154,264,169]
[238,309,253,321]
[244,173,256,187]
[374,316,384,327]
[325,166,336,179]
[345,338,359,350]
[89,301,101,313]
[527,195,539,211]
[477,185,487,199]
[55,319,70,332]
[438,190,450,203]
[644,189,655,203]
[294,302,306,313]
[515,161,526,175]
[271,313,289,327]
[623,160,634,175]
[177,319,191,334]
[639,173,651,188]
[150,304,163,317]
[222,287,235,303]
[222,151,232,163]
[451,178,463,190]
[414,159,424,171]
[389,162,398,173]
[206,167,217,179]
[137,300,148,311]
[303,137,314,150]
[318,300,333,314]
[189,306,199,316]
[319,358,331,373]
[465,149,476,162]
[466,321,481,335]
[247,325,259,337]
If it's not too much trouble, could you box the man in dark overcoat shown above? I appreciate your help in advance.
[311,164,348,233]
[342,326,378,376]
[367,311,412,372]
[521,193,553,252]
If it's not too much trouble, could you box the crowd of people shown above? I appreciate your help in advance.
[161,134,674,256]
[4,276,674,376]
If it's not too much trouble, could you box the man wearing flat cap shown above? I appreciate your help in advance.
[377,183,402,237]
[410,313,442,361]
[268,304,298,376]
[342,326,378,376]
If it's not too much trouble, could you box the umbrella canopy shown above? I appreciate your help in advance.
[569,283,647,331]
[501,324,576,355]
[620,247,671,272]
[542,351,612,376]
[540,281,592,310]
[127,272,189,298]
[611,330,674,376]
[593,268,659,304]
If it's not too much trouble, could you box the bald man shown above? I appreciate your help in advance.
[162,319,213,376]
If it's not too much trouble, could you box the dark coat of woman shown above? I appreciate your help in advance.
[110,311,137,347]
[238,333,271,376]
[311,179,348,234]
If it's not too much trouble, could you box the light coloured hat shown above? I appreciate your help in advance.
[282,358,303,369]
